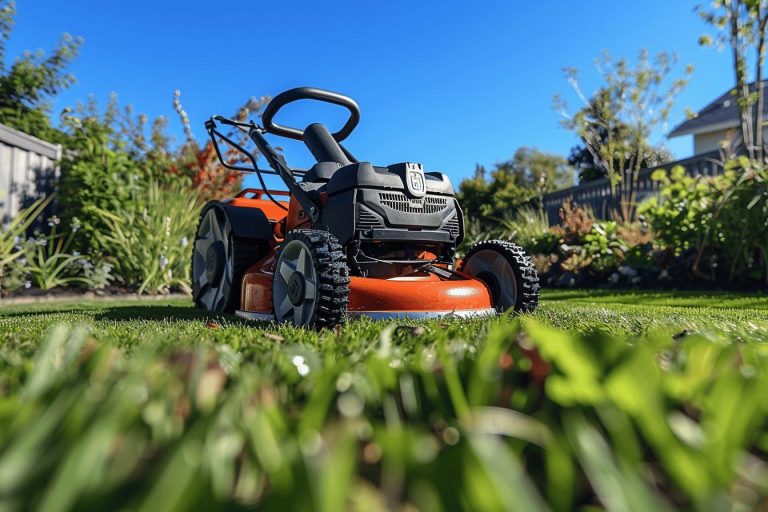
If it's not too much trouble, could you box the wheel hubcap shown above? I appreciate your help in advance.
[287,272,306,306]
[205,241,226,285]
[273,240,318,325]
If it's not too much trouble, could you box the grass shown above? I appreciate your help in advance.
[0,289,767,511]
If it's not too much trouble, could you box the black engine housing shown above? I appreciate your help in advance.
[313,161,463,275]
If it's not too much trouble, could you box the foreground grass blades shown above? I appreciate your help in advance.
[0,291,767,511]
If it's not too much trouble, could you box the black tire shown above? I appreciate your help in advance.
[191,206,264,313]
[273,229,350,328]
[460,240,540,313]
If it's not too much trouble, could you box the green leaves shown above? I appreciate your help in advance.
[91,181,201,294]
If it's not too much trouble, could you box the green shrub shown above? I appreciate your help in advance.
[19,219,92,291]
[638,166,713,255]
[91,182,201,294]
[0,195,53,284]
[641,160,768,284]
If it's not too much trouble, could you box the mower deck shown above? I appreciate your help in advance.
[236,271,497,322]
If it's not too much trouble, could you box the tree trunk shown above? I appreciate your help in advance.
[731,2,756,158]
[754,7,768,161]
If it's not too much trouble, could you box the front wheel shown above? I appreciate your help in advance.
[460,240,540,313]
[272,229,350,328]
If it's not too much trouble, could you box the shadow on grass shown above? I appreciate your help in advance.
[0,303,241,324]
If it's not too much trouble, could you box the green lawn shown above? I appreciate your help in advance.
[0,290,767,511]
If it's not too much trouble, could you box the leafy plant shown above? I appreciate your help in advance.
[641,161,768,284]
[18,216,93,290]
[91,182,201,294]
[0,194,53,283]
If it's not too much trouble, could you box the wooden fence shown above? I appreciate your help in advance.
[0,123,61,224]
[541,150,724,224]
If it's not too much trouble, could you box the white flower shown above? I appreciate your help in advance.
[24,281,31,289]
[72,251,80,257]
[291,355,310,376]
[159,255,169,270]
[181,236,189,248]
[47,216,60,227]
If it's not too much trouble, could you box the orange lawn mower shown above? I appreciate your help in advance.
[193,87,539,327]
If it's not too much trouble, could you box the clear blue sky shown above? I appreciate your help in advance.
[7,0,733,187]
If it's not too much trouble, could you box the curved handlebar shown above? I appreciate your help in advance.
[261,87,360,142]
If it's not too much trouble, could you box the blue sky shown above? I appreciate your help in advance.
[7,0,733,187]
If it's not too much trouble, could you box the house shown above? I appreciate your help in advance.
[0,123,61,224]
[668,82,768,155]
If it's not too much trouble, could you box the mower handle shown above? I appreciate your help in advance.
[261,87,360,142]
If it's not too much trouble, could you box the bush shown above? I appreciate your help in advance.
[641,161,768,285]
[91,182,201,294]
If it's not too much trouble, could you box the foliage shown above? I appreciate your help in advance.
[0,295,767,510]
[567,127,674,183]
[90,182,201,294]
[641,160,768,284]
[57,99,167,247]
[554,50,692,221]
[697,0,768,160]
[458,147,573,225]
[170,90,270,201]
[0,194,52,283]
[17,218,92,290]
[638,166,712,254]
[0,0,81,143]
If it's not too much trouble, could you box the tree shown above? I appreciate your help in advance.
[698,0,768,161]
[554,50,692,221]
[458,147,573,223]
[0,0,81,142]
[567,88,674,183]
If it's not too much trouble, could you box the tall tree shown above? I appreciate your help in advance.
[698,0,768,161]
[0,1,82,142]
[554,50,692,221]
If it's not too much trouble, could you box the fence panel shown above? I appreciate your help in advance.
[0,123,61,224]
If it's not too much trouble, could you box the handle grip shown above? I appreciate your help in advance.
[261,87,360,142]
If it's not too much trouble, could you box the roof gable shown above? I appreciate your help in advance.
[669,81,768,138]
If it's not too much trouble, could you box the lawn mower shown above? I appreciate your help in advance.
[193,87,539,327]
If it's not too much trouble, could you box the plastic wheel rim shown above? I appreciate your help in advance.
[463,249,518,312]
[273,240,318,325]
[192,209,233,311]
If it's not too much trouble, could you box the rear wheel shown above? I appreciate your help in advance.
[191,207,262,313]
[460,240,539,313]
[273,229,350,328]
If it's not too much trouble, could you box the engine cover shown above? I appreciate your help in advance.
[321,161,464,248]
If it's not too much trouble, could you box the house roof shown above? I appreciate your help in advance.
[669,81,768,138]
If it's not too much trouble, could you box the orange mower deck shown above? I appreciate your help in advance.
[236,265,496,321]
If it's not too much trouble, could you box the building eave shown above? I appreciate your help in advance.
[668,119,740,138]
